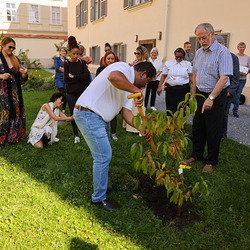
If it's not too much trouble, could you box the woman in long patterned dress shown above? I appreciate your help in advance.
[0,37,28,147]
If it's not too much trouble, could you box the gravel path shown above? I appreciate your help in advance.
[154,92,250,147]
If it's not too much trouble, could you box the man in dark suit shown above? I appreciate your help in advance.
[215,35,240,140]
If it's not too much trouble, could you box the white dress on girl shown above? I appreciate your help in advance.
[28,102,59,145]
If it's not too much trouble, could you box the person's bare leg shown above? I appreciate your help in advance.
[33,140,44,149]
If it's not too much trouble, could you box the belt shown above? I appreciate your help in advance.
[74,105,94,113]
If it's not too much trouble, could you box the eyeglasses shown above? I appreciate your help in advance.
[175,56,183,59]
[134,52,141,55]
[8,46,16,50]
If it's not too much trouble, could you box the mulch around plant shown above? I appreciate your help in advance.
[137,175,201,230]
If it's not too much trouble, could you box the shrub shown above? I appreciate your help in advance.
[17,49,42,69]
[22,71,56,91]
[131,93,209,216]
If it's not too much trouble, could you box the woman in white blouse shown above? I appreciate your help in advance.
[145,47,162,110]
[157,48,192,114]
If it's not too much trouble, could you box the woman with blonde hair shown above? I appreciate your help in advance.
[124,46,149,134]
[0,37,28,147]
[227,42,250,118]
[129,46,149,66]
[96,51,119,140]
[145,47,162,110]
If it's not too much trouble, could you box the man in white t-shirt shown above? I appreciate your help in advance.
[74,62,156,211]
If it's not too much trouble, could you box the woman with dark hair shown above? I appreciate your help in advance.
[96,51,119,140]
[54,46,68,112]
[64,36,90,143]
[0,37,28,147]
[28,92,73,148]
[99,42,119,66]
[157,48,192,114]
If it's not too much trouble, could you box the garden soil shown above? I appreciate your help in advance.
[137,175,201,230]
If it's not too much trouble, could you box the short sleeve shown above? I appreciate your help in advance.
[162,62,169,75]
[122,95,133,111]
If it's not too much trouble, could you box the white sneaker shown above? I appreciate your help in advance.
[74,136,80,143]
[139,132,142,137]
[111,133,118,141]
[151,106,157,111]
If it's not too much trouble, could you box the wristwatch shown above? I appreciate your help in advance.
[208,95,215,101]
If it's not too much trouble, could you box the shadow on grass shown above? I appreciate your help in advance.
[70,237,98,250]
[1,92,250,249]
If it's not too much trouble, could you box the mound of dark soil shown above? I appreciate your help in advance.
[137,175,201,230]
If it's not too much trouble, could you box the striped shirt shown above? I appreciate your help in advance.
[193,39,233,93]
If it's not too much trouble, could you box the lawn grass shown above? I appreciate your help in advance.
[0,90,249,249]
[29,69,54,79]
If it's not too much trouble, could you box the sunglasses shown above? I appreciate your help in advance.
[175,56,183,59]
[105,49,111,52]
[134,52,141,55]
[8,46,16,50]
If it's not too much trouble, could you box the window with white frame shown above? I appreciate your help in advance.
[89,46,101,64]
[124,0,152,9]
[90,0,107,22]
[6,3,17,22]
[76,0,88,27]
[112,43,127,62]
[29,4,40,23]
[51,6,61,25]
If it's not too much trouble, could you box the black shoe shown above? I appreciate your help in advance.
[0,144,5,148]
[221,134,227,141]
[92,200,119,211]
[233,113,239,118]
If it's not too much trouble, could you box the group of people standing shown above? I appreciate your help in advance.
[0,24,249,211]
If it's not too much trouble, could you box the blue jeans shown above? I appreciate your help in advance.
[227,79,246,114]
[74,109,111,203]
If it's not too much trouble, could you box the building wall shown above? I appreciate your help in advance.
[0,0,68,68]
[67,0,250,104]
[68,0,168,72]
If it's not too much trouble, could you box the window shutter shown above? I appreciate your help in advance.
[100,0,107,18]
[121,44,127,62]
[189,36,198,54]
[124,0,129,9]
[89,47,92,59]
[90,0,94,22]
[144,0,152,2]
[84,0,88,25]
[76,4,80,27]
[97,46,101,64]
[221,33,230,48]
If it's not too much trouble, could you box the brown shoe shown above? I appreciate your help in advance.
[202,164,215,173]
[185,157,196,164]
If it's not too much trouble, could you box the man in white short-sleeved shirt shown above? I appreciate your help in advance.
[74,62,156,211]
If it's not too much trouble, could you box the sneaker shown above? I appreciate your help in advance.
[151,106,157,111]
[233,113,239,118]
[111,133,118,141]
[92,200,119,211]
[74,136,80,143]
[139,132,142,137]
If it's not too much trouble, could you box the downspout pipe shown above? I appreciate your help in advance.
[162,0,170,62]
